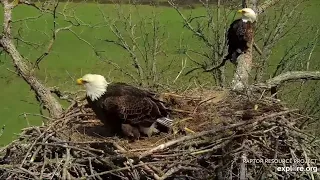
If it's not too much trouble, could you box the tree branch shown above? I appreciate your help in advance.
[257,0,281,14]
[0,0,63,118]
[34,1,60,69]
[256,71,320,88]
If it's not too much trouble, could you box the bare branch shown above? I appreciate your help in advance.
[0,0,63,118]
[257,0,281,14]
[167,0,213,48]
[257,71,320,88]
[34,1,60,69]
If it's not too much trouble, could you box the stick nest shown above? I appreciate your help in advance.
[0,89,319,180]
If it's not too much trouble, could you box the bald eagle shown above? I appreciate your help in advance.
[76,74,172,139]
[224,8,257,64]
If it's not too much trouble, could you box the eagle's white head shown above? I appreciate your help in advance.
[76,74,109,101]
[238,8,257,22]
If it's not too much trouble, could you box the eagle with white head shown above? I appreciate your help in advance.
[76,74,172,139]
[224,8,257,64]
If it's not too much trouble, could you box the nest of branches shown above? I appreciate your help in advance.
[0,89,319,180]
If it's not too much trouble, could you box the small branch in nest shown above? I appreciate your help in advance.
[159,165,182,180]
[20,124,56,167]
[240,153,247,180]
[18,167,40,180]
[193,95,217,113]
[169,108,193,114]
[29,132,55,163]
[62,147,71,180]
[173,117,193,125]
[159,165,201,180]
[112,141,127,153]
[190,139,232,156]
[82,161,167,179]
[138,161,161,180]
[139,109,298,159]
[19,113,54,122]
[49,86,80,102]
[36,142,114,168]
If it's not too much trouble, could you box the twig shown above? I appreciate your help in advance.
[18,167,40,180]
[30,132,55,163]
[81,161,167,179]
[253,42,262,55]
[62,147,71,180]
[138,161,160,180]
[158,165,182,180]
[33,141,116,173]
[20,124,56,167]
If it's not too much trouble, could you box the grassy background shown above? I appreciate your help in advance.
[0,0,319,145]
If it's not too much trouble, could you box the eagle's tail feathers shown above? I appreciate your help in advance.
[156,117,173,127]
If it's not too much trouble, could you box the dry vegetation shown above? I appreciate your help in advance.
[0,89,319,179]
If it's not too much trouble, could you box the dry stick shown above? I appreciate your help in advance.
[138,161,160,180]
[62,147,71,180]
[88,158,94,177]
[169,109,193,114]
[112,141,127,153]
[239,141,247,180]
[158,165,182,180]
[139,109,297,159]
[20,113,54,121]
[159,166,200,180]
[82,161,167,179]
[39,148,47,180]
[18,167,40,180]
[193,95,217,113]
[30,132,55,163]
[148,164,164,177]
[277,117,316,138]
[253,42,263,55]
[301,146,315,180]
[36,143,115,168]
[190,139,232,156]
[20,124,56,167]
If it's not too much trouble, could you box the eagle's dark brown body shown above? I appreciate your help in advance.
[86,82,169,137]
[225,19,255,63]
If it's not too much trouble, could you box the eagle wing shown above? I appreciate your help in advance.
[226,19,254,56]
[102,95,162,127]
[227,20,246,45]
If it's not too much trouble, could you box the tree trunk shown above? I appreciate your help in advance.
[231,46,253,91]
[0,0,63,118]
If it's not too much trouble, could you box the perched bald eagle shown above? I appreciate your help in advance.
[224,8,257,64]
[76,74,172,139]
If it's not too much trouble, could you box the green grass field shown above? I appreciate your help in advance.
[0,0,319,145]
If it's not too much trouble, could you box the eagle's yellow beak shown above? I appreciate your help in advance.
[237,9,244,13]
[76,78,83,85]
